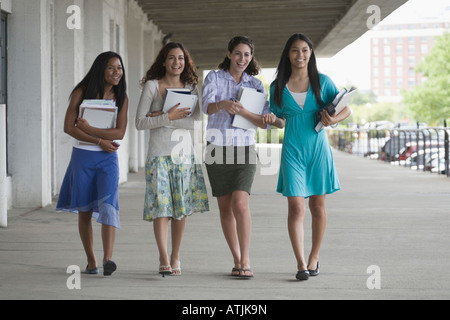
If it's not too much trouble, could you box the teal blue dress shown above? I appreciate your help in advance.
[270,74,341,198]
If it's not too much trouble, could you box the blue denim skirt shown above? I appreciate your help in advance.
[57,148,120,229]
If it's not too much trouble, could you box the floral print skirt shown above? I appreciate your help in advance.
[143,155,210,222]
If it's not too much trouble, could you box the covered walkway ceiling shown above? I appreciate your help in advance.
[136,0,408,69]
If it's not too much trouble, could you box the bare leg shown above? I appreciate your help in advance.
[287,197,307,271]
[231,191,252,275]
[102,224,116,263]
[78,211,97,269]
[308,194,327,270]
[153,217,170,269]
[170,217,186,274]
[218,194,241,272]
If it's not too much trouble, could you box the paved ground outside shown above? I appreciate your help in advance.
[1,146,450,302]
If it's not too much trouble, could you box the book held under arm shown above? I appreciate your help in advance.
[232,87,267,130]
[315,87,357,133]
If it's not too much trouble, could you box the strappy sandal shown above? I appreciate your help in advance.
[171,262,181,276]
[159,265,172,275]
[171,266,181,276]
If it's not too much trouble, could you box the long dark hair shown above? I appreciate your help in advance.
[71,51,127,111]
[218,36,260,76]
[141,42,198,87]
[273,33,322,108]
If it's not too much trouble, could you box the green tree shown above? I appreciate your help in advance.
[403,32,450,126]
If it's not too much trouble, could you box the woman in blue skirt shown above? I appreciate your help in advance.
[265,34,351,281]
[57,52,128,276]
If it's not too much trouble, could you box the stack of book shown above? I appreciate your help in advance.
[79,99,118,129]
[77,100,118,146]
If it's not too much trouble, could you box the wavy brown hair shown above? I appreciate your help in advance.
[218,36,260,76]
[141,42,198,87]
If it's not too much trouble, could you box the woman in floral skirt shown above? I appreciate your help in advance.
[136,42,209,276]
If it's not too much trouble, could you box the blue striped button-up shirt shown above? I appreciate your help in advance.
[202,70,270,146]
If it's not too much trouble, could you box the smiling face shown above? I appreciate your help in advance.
[163,48,185,77]
[104,57,123,87]
[227,43,253,74]
[289,40,312,70]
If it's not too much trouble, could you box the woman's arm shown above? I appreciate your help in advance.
[135,81,172,130]
[64,88,99,144]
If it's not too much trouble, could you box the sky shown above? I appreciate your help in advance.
[261,0,450,91]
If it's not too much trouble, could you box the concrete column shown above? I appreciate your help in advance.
[52,0,85,193]
[7,0,53,208]
[0,104,7,227]
[126,0,146,173]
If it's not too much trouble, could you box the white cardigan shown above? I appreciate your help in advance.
[135,80,202,160]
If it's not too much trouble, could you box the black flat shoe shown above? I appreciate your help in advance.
[103,260,117,276]
[308,262,320,277]
[296,270,310,281]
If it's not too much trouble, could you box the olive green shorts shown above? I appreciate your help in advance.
[205,143,257,197]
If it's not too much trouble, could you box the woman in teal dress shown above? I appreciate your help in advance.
[264,33,351,281]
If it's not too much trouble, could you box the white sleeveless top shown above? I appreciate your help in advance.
[287,86,307,110]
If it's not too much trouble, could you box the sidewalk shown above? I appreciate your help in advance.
[1,147,450,300]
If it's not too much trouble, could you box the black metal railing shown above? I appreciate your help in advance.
[328,126,450,178]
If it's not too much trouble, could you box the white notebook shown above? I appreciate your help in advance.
[162,89,198,116]
[232,87,267,130]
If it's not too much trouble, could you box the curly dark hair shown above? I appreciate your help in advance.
[141,42,198,87]
[218,36,261,76]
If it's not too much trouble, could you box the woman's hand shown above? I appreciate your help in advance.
[320,106,351,127]
[262,114,286,129]
[220,99,244,116]
[98,139,119,154]
[76,118,92,134]
[319,110,338,127]
[262,114,277,125]
[167,104,191,120]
